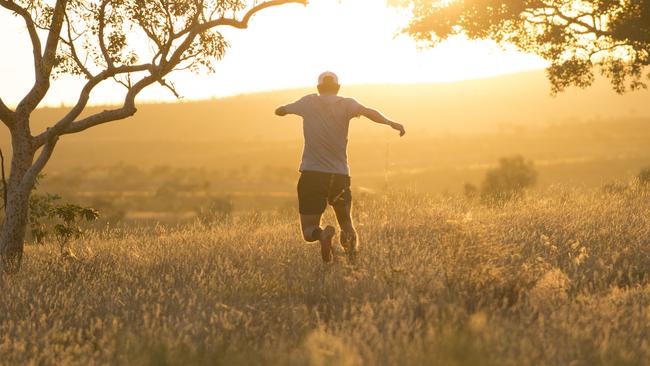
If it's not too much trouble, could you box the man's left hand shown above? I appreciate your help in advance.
[390,122,406,137]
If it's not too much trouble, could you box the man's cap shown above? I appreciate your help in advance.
[318,71,339,86]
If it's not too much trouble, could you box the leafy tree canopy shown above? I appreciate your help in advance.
[0,0,303,273]
[403,0,650,93]
[0,0,304,139]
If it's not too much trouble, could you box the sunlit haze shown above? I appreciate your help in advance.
[2,1,650,363]
[0,0,547,107]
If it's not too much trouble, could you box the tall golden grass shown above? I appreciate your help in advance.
[1,187,649,365]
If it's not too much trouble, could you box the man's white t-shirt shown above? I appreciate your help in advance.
[285,94,363,176]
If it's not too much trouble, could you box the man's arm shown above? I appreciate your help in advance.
[359,106,406,137]
[275,106,289,116]
[276,95,311,117]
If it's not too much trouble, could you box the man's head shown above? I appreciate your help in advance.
[317,71,340,95]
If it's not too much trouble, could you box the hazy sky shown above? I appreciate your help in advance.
[0,0,547,107]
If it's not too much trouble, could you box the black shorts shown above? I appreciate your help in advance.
[297,171,352,215]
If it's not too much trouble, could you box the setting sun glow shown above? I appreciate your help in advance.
[1,1,650,364]
[0,0,546,106]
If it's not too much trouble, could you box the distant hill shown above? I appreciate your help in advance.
[0,70,648,179]
[14,69,649,144]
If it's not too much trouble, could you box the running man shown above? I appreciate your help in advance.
[275,71,405,263]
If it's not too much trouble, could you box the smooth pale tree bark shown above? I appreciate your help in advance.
[0,104,61,273]
[1,123,38,273]
[0,0,306,273]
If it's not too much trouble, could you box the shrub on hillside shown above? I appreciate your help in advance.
[481,155,537,204]
[463,183,479,200]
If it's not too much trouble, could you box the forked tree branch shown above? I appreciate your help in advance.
[550,8,611,37]
[33,63,155,147]
[0,0,42,76]
[62,13,93,79]
[136,9,165,53]
[15,0,69,115]
[37,0,306,143]
[61,74,161,135]
[173,0,307,40]
[161,0,306,74]
[525,1,612,38]
[158,11,176,63]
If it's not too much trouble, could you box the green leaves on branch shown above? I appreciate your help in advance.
[25,177,99,256]
[46,0,252,82]
[185,31,229,74]
[403,0,650,94]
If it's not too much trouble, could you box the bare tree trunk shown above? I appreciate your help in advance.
[0,122,36,274]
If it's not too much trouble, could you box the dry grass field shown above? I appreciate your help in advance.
[1,72,649,365]
[1,187,649,365]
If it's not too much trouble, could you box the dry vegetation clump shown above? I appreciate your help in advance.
[638,167,650,186]
[1,188,649,365]
[479,155,537,204]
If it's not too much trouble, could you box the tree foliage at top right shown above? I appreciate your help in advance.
[405,0,650,94]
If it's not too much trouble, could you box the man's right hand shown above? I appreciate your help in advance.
[390,122,406,137]
[275,106,288,116]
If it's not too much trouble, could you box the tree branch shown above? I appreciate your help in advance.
[15,0,68,115]
[526,1,611,38]
[21,136,58,192]
[589,43,634,62]
[551,9,610,37]
[156,0,176,63]
[175,0,306,39]
[62,12,92,79]
[35,0,305,140]
[0,97,13,126]
[159,79,182,99]
[32,63,155,147]
[61,104,138,135]
[98,0,114,69]
[163,0,305,73]
[42,0,68,71]
[0,0,43,80]
[60,74,160,135]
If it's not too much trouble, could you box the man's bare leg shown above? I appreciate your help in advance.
[333,202,358,262]
[300,214,336,263]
